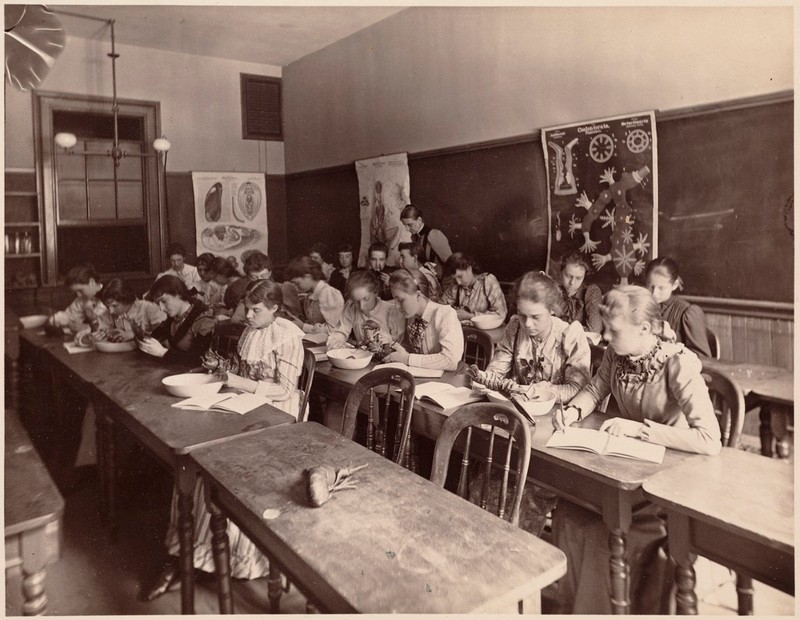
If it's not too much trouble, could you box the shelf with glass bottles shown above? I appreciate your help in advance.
[5,170,43,289]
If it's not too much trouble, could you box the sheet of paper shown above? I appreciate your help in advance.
[216,393,269,415]
[545,427,609,454]
[172,393,231,410]
[63,342,94,354]
[605,435,666,464]
[374,362,444,378]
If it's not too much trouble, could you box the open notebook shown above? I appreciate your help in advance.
[172,392,268,415]
[546,427,665,464]
[414,382,484,410]
[373,362,444,378]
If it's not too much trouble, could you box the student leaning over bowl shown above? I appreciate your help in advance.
[383,269,464,371]
[49,263,108,334]
[285,255,344,334]
[139,275,215,365]
[99,278,166,341]
[441,252,507,323]
[141,279,305,601]
[551,285,721,614]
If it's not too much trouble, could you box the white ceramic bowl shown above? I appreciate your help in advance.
[95,340,138,353]
[485,387,557,417]
[470,314,504,330]
[326,348,373,370]
[162,373,224,398]
[19,314,49,329]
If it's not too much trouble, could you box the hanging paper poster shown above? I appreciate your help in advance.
[192,172,268,270]
[542,112,657,289]
[355,153,411,267]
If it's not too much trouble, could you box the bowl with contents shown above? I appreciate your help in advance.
[19,314,49,329]
[326,348,373,370]
[162,373,224,397]
[95,340,138,353]
[470,314,504,330]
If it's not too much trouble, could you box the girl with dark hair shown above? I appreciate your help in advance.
[100,278,165,342]
[645,257,711,357]
[552,286,721,614]
[156,242,201,291]
[558,251,603,333]
[49,263,107,334]
[285,255,344,333]
[212,257,244,312]
[398,240,442,301]
[195,253,224,308]
[308,242,335,281]
[399,204,453,278]
[144,279,305,600]
[328,243,355,294]
[139,275,215,364]
[441,252,507,322]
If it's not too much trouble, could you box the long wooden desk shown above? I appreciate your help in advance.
[312,361,697,614]
[5,409,65,615]
[643,447,794,614]
[191,421,567,613]
[18,329,295,614]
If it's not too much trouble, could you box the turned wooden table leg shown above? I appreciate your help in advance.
[176,465,196,615]
[770,405,792,460]
[207,487,234,614]
[735,574,754,615]
[609,528,631,614]
[267,562,284,613]
[20,530,49,616]
[666,512,698,615]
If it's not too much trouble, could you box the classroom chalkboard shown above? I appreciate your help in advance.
[655,96,793,302]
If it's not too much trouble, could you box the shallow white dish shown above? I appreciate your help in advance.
[326,348,373,370]
[470,314,504,330]
[485,387,557,417]
[95,340,138,353]
[162,373,224,398]
[19,314,49,329]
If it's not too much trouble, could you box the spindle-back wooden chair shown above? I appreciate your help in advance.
[211,321,245,357]
[430,403,532,526]
[462,326,495,371]
[297,348,316,422]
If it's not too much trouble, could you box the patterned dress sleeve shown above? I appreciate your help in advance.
[538,321,592,402]
[568,344,613,416]
[640,351,722,455]
[583,284,603,333]
[406,305,464,371]
[484,316,519,378]
[330,301,357,342]
[53,297,88,331]
[483,274,507,321]
[253,334,304,401]
[680,303,712,358]
[441,282,458,307]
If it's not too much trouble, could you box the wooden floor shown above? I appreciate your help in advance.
[4,439,794,616]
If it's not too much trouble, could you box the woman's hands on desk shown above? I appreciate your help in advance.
[553,406,581,431]
[138,337,167,358]
[384,342,410,365]
[599,417,645,439]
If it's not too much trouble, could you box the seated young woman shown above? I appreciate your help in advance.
[328,243,355,294]
[383,269,464,371]
[49,263,107,334]
[142,279,305,601]
[309,242,336,281]
[212,257,245,314]
[139,275,216,365]
[552,285,721,614]
[558,251,603,334]
[645,257,712,357]
[327,269,405,351]
[367,241,395,300]
[285,255,345,334]
[441,252,507,323]
[195,253,224,308]
[398,241,442,301]
[230,252,301,323]
[99,278,165,341]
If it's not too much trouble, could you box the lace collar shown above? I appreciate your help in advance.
[615,339,672,384]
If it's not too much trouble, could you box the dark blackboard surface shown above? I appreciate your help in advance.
[655,98,793,302]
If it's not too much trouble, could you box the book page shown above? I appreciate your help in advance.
[215,392,269,415]
[414,382,454,399]
[172,393,231,410]
[546,427,610,455]
[605,435,666,464]
[374,362,444,378]
[419,386,483,410]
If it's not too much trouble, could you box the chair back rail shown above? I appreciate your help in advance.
[298,348,316,422]
[706,326,721,360]
[702,367,746,448]
[462,326,495,371]
[211,322,246,357]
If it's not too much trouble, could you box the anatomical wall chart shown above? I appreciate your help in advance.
[192,172,269,268]
[542,112,658,289]
[355,153,411,267]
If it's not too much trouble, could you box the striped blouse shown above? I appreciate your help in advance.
[442,272,507,320]
[405,300,465,371]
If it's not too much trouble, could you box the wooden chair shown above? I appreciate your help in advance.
[462,326,494,371]
[706,327,721,360]
[211,322,245,357]
[341,367,416,468]
[430,402,532,526]
[297,348,316,423]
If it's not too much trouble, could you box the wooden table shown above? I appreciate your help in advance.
[18,329,295,614]
[5,409,65,615]
[312,361,697,614]
[643,447,794,614]
[701,358,794,458]
[191,421,567,613]
[5,308,21,410]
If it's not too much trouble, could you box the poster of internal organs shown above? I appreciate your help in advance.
[542,111,657,289]
[355,153,411,267]
[192,172,269,269]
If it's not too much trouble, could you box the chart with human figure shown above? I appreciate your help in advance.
[355,153,410,267]
[542,112,658,289]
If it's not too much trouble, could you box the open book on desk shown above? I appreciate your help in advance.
[414,382,484,410]
[546,427,665,464]
[373,362,444,379]
[172,392,268,415]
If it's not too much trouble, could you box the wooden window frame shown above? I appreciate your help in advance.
[240,73,283,141]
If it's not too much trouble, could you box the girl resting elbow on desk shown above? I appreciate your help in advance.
[285,255,344,335]
[383,269,464,371]
[139,275,216,365]
[142,280,305,601]
[100,278,165,342]
[552,285,721,615]
[441,252,507,323]
[49,263,108,335]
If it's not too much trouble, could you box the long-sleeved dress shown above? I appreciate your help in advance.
[329,298,405,345]
[300,279,345,334]
[52,296,108,334]
[149,300,216,366]
[659,295,712,358]
[559,282,603,334]
[403,300,464,371]
[441,272,507,321]
[164,317,305,578]
[553,340,721,614]
[100,299,165,336]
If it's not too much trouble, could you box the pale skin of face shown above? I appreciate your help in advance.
[309,252,323,265]
[169,254,185,272]
[139,293,191,357]
[370,252,390,286]
[454,267,475,288]
[291,275,316,294]
[384,287,427,364]
[338,252,353,269]
[646,271,679,304]
[401,217,424,235]
[398,250,420,270]
[561,263,587,297]
[516,299,554,341]
[247,268,272,281]
[197,265,214,282]
[326,286,379,349]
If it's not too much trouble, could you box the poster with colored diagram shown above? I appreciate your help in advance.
[192,172,268,270]
[542,112,657,289]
